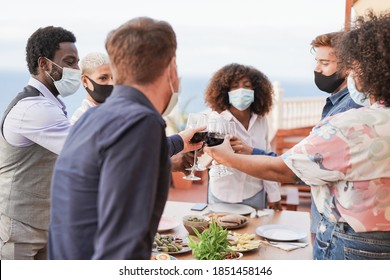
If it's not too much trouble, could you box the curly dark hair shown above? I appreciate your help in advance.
[26,26,76,75]
[336,11,390,107]
[204,63,273,116]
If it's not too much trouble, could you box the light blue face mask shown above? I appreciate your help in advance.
[347,74,370,107]
[228,88,254,111]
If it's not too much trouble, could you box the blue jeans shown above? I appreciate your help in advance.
[310,197,321,233]
[208,188,266,209]
[313,215,390,260]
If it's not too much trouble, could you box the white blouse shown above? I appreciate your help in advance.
[208,110,281,203]
[70,98,95,124]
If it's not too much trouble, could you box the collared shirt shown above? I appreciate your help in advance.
[49,85,183,260]
[70,98,95,124]
[283,103,390,232]
[208,110,281,203]
[3,77,71,155]
[321,87,361,119]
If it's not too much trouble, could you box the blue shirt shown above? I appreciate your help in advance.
[321,87,361,119]
[252,148,277,157]
[49,86,183,260]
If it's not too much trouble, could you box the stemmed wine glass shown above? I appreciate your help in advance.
[206,117,231,178]
[219,121,237,176]
[183,113,208,181]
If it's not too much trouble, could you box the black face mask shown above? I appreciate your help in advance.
[85,76,113,103]
[314,71,345,93]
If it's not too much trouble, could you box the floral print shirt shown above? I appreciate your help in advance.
[282,103,390,232]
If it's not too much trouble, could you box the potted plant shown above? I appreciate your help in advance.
[188,219,238,260]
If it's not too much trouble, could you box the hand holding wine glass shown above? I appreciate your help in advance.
[182,113,208,181]
[219,121,237,176]
[203,135,235,167]
[206,117,233,178]
[178,127,206,153]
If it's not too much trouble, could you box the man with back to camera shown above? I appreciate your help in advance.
[0,26,81,259]
[69,51,194,172]
[49,17,204,260]
[310,31,361,242]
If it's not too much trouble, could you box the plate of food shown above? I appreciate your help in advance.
[153,233,191,255]
[151,252,177,260]
[255,224,307,242]
[225,252,243,260]
[208,203,255,215]
[228,232,261,252]
[206,212,249,229]
[158,216,180,232]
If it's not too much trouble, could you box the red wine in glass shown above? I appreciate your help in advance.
[190,131,208,143]
[206,132,225,147]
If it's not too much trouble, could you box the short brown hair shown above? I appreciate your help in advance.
[105,17,177,85]
[204,63,273,116]
[310,32,343,54]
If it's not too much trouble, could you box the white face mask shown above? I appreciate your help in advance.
[347,74,370,107]
[228,88,254,111]
[46,59,81,97]
[163,65,180,116]
[163,92,179,117]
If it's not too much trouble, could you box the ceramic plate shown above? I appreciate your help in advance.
[225,252,243,260]
[206,212,249,229]
[153,246,191,255]
[153,234,191,255]
[255,224,307,241]
[151,252,177,260]
[228,233,261,252]
[208,203,255,215]
[157,216,180,232]
[221,218,249,229]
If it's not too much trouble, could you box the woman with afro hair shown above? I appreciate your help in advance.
[204,63,282,210]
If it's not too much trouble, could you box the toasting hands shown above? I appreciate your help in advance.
[229,136,254,155]
[203,135,235,166]
[178,126,206,153]
[171,152,194,175]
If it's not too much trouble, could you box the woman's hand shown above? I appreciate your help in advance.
[268,200,283,211]
[230,136,254,155]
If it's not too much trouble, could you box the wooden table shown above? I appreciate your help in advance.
[159,201,313,260]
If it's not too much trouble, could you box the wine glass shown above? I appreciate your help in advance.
[228,121,237,136]
[219,121,237,176]
[190,113,208,171]
[183,113,208,181]
[206,117,230,178]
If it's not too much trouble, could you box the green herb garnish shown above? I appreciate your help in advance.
[188,219,233,260]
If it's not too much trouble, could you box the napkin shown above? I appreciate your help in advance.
[261,240,308,251]
[257,210,271,217]
[250,209,271,218]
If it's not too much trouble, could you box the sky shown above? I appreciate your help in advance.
[0,0,350,83]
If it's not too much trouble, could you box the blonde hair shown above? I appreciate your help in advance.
[80,52,109,75]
